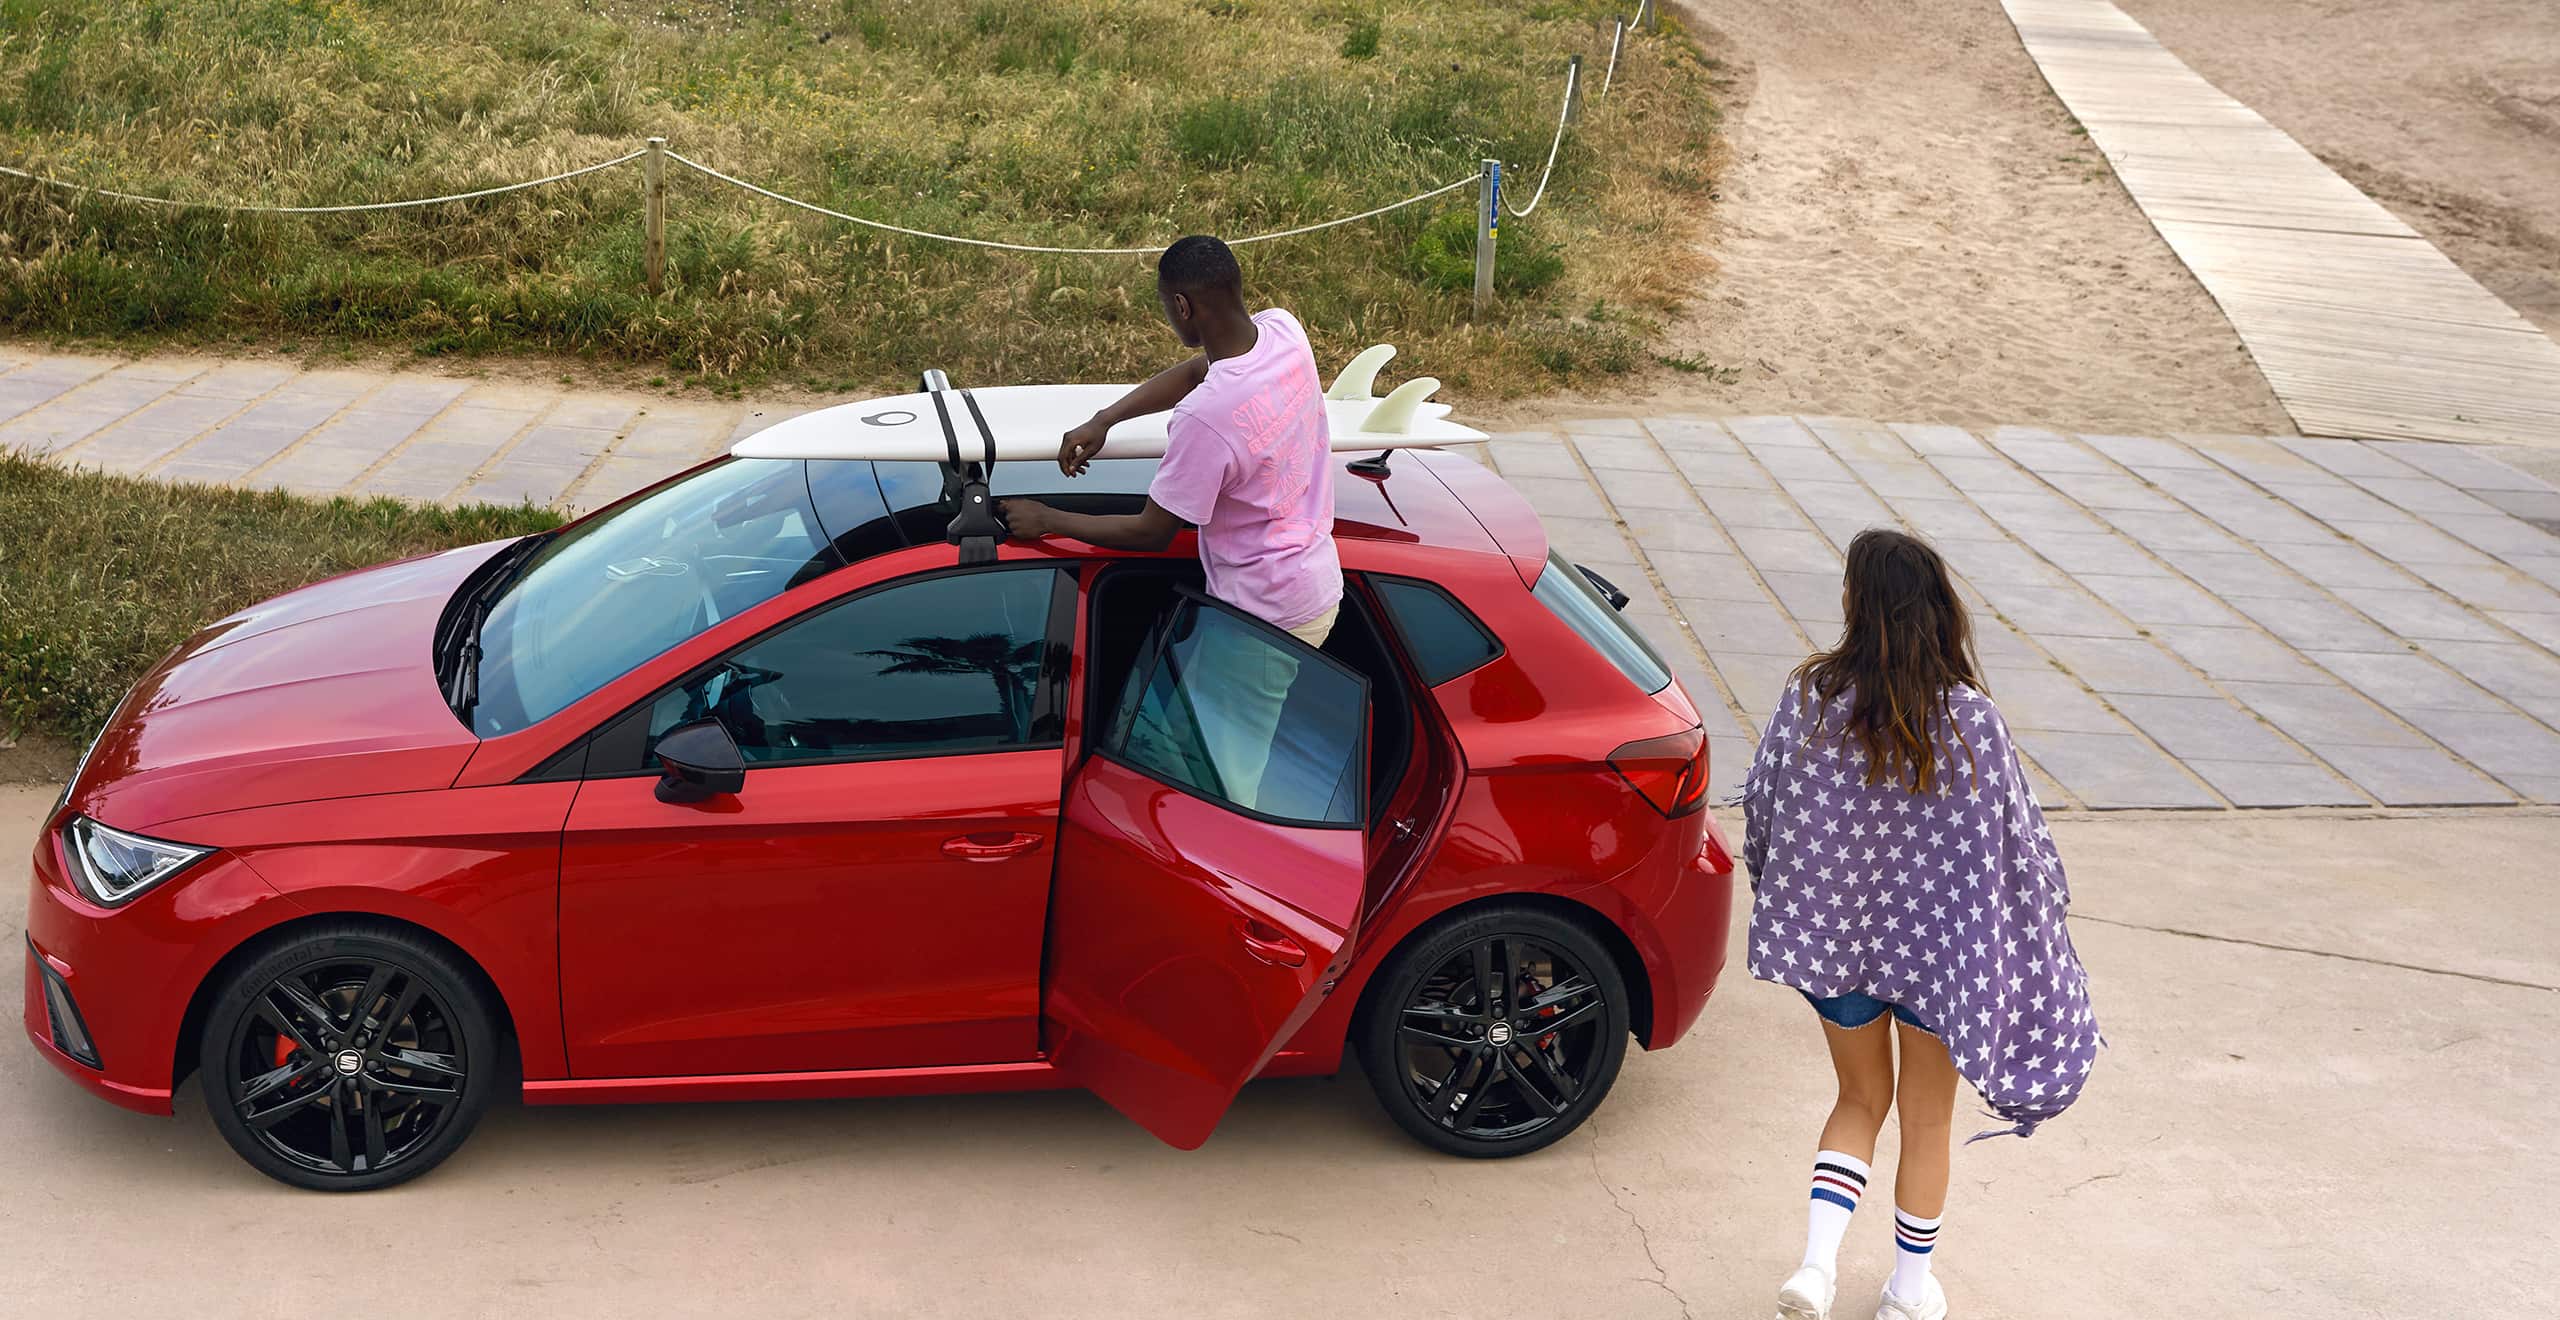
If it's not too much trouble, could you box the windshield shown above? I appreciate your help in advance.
[468,458,838,736]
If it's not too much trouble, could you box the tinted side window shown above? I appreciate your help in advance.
[1111,599,1368,827]
[1372,578,1501,684]
[646,568,1067,766]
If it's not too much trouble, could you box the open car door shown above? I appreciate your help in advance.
[1044,589,1371,1149]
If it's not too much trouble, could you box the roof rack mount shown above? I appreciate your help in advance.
[923,368,1007,566]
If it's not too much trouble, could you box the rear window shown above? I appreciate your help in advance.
[1532,552,1671,695]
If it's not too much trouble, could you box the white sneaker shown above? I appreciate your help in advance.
[1776,1263,1836,1320]
[1874,1274,1948,1320]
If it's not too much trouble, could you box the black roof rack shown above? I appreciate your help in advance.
[921,368,1007,566]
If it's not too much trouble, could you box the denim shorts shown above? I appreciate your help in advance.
[1802,991,1934,1034]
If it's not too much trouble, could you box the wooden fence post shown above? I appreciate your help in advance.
[644,136,667,296]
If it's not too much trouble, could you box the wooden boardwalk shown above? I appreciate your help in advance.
[2001,0,2560,449]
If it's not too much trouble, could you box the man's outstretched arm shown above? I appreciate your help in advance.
[1001,496,1185,552]
[1058,355,1209,475]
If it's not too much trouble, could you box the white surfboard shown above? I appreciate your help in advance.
[732,347,1484,463]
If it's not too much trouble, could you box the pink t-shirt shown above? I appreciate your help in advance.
[1148,308,1342,630]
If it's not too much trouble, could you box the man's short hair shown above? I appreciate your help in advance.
[1157,235,1242,296]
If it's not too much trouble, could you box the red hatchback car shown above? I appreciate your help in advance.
[26,395,1734,1191]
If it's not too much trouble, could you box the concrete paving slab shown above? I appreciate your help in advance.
[1883,421,1983,457]
[2179,758,2367,807]
[2307,650,2511,715]
[1928,453,2045,496]
[2036,468,2179,512]
[1672,595,1809,658]
[2007,730,2219,808]
[0,404,138,454]
[2037,634,2216,698]
[1640,416,1741,452]
[156,423,317,480]
[2150,546,2305,600]
[2368,440,2552,492]
[2480,488,2560,523]
[2147,625,2326,685]
[2389,707,2560,796]
[1973,582,2139,639]
[1669,449,1774,492]
[2422,640,2560,729]
[174,361,295,400]
[2297,742,2513,806]
[1567,433,1672,473]
[1933,538,2068,588]
[2332,517,2499,567]
[2274,435,2416,480]
[2222,680,2427,750]
[1592,466,1704,514]
[2075,573,2245,627]
[1641,549,1757,602]
[2426,512,2560,561]
[1988,427,2112,473]
[2092,507,2237,553]
[2080,431,2215,470]
[2107,694,2306,764]
[2179,432,2339,485]
[1482,436,1581,479]
[2330,587,2507,642]
[2175,494,2342,545]
[2258,539,2415,591]
[1979,667,2132,735]
[1502,474,1613,523]
[2490,611,2560,653]
[1723,525,1841,575]
[1731,414,1836,449]
[1756,570,1847,626]
[1710,652,1801,724]
[2352,474,2501,519]
[2397,560,2560,614]
[2262,480,2409,524]
[2225,594,2406,654]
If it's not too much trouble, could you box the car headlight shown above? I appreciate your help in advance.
[63,816,213,908]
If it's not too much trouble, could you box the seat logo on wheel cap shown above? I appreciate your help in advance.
[1486,1022,1513,1046]
[333,1049,363,1077]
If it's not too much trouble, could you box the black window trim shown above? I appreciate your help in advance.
[1086,584,1374,833]
[1363,572,1506,686]
[537,560,1079,782]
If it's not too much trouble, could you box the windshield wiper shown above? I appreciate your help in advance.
[440,533,553,719]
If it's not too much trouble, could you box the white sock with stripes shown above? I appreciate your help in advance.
[1889,1207,1942,1299]
[1801,1150,1870,1273]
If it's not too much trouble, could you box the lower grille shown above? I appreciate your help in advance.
[31,942,101,1069]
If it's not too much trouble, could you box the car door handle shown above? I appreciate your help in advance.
[941,831,1045,862]
[1237,917,1308,968]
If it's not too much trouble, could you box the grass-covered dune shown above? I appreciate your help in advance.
[0,0,1722,397]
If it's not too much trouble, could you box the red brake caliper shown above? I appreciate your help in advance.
[274,1035,297,1069]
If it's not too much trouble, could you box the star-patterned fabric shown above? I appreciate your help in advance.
[1740,680,2100,1140]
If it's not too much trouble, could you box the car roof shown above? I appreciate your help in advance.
[813,452,1546,573]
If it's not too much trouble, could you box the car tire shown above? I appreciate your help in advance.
[1355,904,1630,1159]
[200,922,498,1192]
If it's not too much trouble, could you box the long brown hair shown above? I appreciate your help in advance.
[1792,529,1983,794]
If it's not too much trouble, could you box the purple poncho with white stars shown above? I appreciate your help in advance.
[1740,680,2099,1140]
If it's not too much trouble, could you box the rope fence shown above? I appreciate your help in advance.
[0,8,1666,317]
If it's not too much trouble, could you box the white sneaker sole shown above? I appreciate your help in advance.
[1775,1286,1831,1320]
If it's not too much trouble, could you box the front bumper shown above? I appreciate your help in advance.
[22,818,288,1118]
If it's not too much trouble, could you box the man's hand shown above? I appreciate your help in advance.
[1000,498,1058,541]
[1059,417,1109,476]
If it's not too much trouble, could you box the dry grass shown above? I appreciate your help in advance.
[0,0,1720,399]
[0,451,561,742]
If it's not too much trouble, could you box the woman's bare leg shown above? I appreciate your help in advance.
[1886,1019,1960,1304]
[1889,1020,1958,1216]
[1818,1015,1897,1160]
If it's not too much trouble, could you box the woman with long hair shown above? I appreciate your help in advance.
[1742,529,2099,1320]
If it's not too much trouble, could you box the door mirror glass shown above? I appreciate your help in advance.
[655,718,746,803]
[1108,596,1369,827]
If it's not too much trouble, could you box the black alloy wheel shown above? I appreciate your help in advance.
[1357,905,1629,1158]
[201,925,497,1192]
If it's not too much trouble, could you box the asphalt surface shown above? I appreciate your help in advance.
[7,782,2556,1318]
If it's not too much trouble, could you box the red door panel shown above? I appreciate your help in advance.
[559,748,1060,1078]
[1043,589,1373,1149]
[1043,756,1365,1150]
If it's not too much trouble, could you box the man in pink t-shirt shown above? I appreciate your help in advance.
[1002,236,1341,804]
[1002,235,1341,644]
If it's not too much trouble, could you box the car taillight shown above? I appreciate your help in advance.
[1611,727,1709,817]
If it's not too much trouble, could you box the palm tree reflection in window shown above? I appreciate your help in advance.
[862,634,1058,743]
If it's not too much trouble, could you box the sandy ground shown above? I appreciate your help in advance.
[1528,0,2292,435]
[2119,0,2560,339]
[7,777,2559,1317]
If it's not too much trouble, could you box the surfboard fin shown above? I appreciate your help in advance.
[1360,376,1442,435]
[1326,344,1397,401]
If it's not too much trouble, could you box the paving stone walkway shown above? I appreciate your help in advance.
[8,348,2560,811]
[1489,417,2560,811]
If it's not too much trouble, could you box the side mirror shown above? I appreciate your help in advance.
[654,719,746,803]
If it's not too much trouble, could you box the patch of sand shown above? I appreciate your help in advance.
[2116,0,2560,339]
[1504,0,2289,434]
